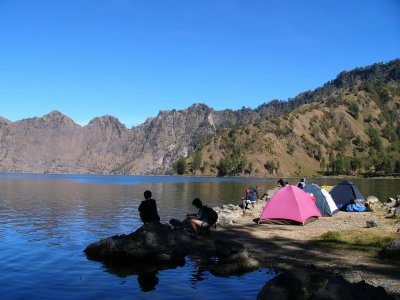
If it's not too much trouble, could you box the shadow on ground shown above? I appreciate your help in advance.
[208,223,400,296]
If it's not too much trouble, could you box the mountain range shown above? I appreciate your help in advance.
[0,59,399,176]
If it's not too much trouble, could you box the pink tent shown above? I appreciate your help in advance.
[259,185,322,225]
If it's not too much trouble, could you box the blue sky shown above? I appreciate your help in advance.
[0,0,399,128]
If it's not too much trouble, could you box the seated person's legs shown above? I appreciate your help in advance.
[200,221,210,235]
[242,199,248,210]
[189,218,203,235]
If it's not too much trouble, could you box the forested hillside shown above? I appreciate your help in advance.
[176,59,400,177]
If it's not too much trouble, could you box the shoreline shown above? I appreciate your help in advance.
[200,201,400,297]
[0,171,399,179]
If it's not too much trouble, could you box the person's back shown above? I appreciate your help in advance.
[245,191,256,201]
[138,190,160,224]
[249,186,260,199]
[243,188,257,210]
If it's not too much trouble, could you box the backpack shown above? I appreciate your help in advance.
[204,206,218,225]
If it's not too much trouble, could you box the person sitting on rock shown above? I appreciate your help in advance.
[138,190,160,224]
[186,198,209,237]
[242,187,257,210]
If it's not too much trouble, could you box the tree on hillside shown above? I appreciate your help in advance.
[190,151,202,173]
[217,151,246,177]
[174,157,187,175]
[350,157,362,175]
[264,160,279,175]
[366,126,383,152]
[348,102,360,119]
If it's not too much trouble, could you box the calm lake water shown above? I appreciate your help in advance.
[0,173,398,299]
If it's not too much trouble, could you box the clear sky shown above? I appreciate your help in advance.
[0,0,399,128]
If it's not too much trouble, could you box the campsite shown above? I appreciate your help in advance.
[207,181,400,297]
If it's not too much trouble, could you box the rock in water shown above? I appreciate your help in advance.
[211,239,259,276]
[84,221,198,263]
[257,267,395,300]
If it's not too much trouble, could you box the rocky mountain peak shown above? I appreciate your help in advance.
[187,103,211,111]
[41,110,78,127]
[87,115,126,130]
[0,116,11,126]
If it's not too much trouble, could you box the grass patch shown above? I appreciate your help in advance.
[319,228,398,250]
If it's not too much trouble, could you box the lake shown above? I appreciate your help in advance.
[0,173,398,299]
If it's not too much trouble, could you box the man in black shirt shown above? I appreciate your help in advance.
[138,190,160,224]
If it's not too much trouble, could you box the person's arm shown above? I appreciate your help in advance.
[138,201,143,212]
[186,212,198,218]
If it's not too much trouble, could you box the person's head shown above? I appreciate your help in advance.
[192,198,203,208]
[277,179,284,187]
[300,178,305,183]
[144,190,152,199]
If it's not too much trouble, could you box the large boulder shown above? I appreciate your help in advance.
[380,240,400,260]
[84,222,199,263]
[211,239,259,276]
[366,196,379,203]
[257,267,394,300]
[385,198,398,208]
[394,207,400,219]
[214,204,243,226]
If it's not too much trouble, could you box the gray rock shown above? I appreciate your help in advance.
[214,239,245,257]
[366,196,379,203]
[212,239,259,276]
[257,268,394,300]
[341,270,363,283]
[212,255,259,276]
[394,207,400,219]
[380,240,400,260]
[215,207,244,226]
[385,198,397,208]
[216,211,235,226]
[84,221,199,262]
[366,220,378,228]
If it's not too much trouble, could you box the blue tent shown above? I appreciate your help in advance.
[303,184,338,216]
[329,180,365,209]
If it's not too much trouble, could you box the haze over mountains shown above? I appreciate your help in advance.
[0,59,399,176]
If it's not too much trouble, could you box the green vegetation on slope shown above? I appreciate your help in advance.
[174,59,400,177]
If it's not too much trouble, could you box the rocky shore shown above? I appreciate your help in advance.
[85,194,400,299]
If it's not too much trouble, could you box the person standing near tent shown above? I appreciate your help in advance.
[138,190,161,224]
[277,179,285,188]
[297,178,306,189]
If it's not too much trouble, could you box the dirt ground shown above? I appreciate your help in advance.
[206,205,400,297]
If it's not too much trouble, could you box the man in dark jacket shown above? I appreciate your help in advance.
[138,190,160,224]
